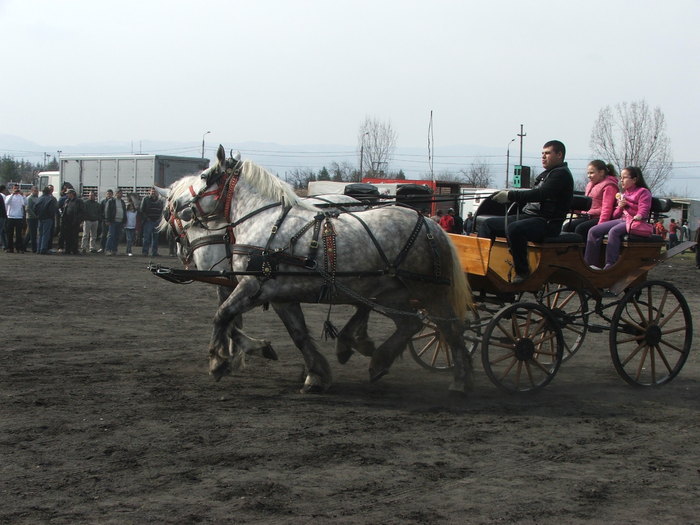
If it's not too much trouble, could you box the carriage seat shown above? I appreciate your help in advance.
[543,232,584,244]
[624,234,664,243]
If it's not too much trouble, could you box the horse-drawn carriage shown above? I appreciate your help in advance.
[151,147,694,395]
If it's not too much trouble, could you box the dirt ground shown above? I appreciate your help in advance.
[1,248,699,524]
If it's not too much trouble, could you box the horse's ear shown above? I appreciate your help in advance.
[154,186,169,198]
[216,145,226,167]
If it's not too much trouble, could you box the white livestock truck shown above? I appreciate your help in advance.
[56,154,210,199]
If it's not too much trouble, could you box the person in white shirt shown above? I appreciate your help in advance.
[4,184,27,253]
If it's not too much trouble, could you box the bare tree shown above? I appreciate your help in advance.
[358,116,397,179]
[459,158,493,188]
[590,100,673,192]
[286,167,316,190]
[329,161,356,182]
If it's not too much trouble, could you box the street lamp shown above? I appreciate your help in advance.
[201,131,211,159]
[505,138,515,188]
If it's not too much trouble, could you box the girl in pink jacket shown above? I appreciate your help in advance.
[563,160,618,237]
[584,166,652,270]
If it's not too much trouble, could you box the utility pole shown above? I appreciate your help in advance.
[517,124,526,166]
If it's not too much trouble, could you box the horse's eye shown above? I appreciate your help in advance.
[179,207,193,221]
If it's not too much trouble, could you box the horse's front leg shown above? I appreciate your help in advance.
[209,279,276,381]
[271,302,332,393]
[216,284,246,368]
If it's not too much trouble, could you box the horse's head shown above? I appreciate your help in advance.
[167,145,241,222]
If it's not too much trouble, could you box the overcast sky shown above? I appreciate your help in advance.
[1,0,699,192]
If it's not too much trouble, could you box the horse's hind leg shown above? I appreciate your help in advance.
[336,306,376,364]
[271,302,332,393]
[368,313,424,382]
[435,318,473,395]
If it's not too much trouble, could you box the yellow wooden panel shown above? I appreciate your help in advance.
[447,234,490,276]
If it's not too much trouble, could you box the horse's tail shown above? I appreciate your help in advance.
[446,236,472,321]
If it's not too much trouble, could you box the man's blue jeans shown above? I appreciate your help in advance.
[142,219,159,256]
[106,222,123,253]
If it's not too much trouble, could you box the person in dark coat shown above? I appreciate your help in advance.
[478,140,574,284]
[35,186,58,254]
[61,188,85,255]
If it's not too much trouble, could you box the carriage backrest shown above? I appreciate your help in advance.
[571,193,592,212]
[651,197,672,214]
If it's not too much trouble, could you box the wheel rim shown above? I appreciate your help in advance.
[408,310,480,372]
[536,283,587,362]
[481,302,563,393]
[610,280,692,387]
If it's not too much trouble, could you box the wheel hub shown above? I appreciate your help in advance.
[514,338,535,361]
[645,324,662,346]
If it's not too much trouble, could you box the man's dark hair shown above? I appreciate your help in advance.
[543,140,566,159]
[42,186,52,195]
[0,185,5,192]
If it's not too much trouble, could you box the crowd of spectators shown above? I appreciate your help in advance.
[0,183,171,257]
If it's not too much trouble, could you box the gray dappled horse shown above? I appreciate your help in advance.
[159,198,377,383]
[166,146,474,394]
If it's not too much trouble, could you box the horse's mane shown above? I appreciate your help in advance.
[240,160,316,211]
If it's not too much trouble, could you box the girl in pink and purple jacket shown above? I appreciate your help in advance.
[564,160,618,237]
[584,166,652,270]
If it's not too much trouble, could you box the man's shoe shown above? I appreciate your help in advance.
[97,248,104,253]
[512,273,529,285]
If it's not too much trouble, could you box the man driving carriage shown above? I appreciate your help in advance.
[477,140,574,284]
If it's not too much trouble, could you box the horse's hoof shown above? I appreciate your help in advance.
[261,343,278,361]
[210,359,232,381]
[369,367,389,383]
[337,348,353,364]
[300,383,326,394]
[300,374,328,394]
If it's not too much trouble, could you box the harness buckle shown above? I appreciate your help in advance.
[271,225,278,234]
[309,240,319,249]
[426,233,434,240]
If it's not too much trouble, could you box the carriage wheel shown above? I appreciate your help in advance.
[536,283,588,362]
[609,280,692,387]
[481,302,564,393]
[408,309,480,372]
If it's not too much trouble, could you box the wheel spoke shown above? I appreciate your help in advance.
[658,338,685,354]
[654,344,674,374]
[634,346,650,381]
[531,357,554,375]
[657,304,682,329]
[495,320,518,344]
[490,349,516,364]
[497,356,519,381]
[620,342,646,366]
[618,315,646,333]
[653,289,670,323]
[415,335,439,358]
[555,290,576,309]
[412,331,439,343]
[630,297,647,325]
[524,360,536,387]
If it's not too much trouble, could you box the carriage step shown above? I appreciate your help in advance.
[587,325,604,334]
